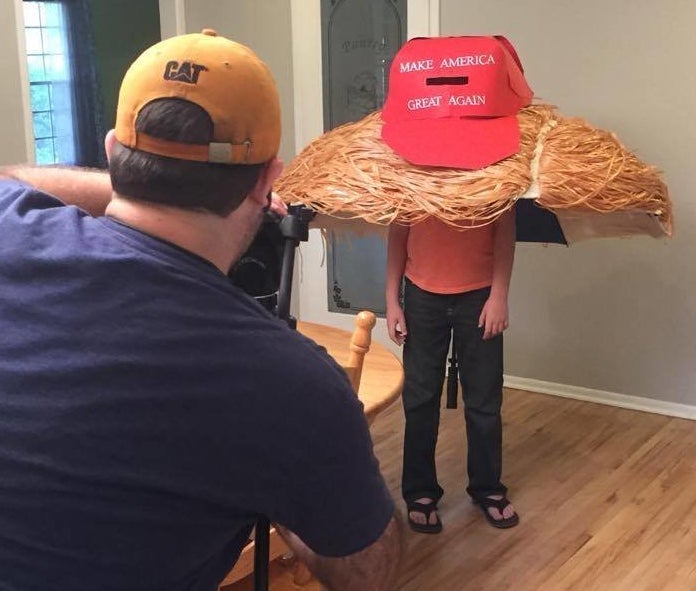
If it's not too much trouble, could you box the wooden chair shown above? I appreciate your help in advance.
[218,311,377,590]
[337,310,377,392]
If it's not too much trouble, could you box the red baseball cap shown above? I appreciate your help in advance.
[381,36,533,169]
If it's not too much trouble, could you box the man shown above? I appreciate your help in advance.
[0,30,400,591]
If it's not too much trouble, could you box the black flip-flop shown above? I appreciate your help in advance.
[473,496,519,529]
[406,500,443,534]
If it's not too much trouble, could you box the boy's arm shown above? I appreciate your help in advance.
[278,513,402,591]
[0,165,112,216]
[385,223,410,345]
[479,207,516,339]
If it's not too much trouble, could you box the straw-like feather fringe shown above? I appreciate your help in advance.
[276,103,672,236]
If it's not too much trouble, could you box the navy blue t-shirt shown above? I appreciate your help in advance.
[0,180,394,591]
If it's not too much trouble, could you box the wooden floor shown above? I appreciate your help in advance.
[227,388,696,590]
[371,388,696,591]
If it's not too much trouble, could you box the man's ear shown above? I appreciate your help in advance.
[248,157,283,206]
[104,130,117,163]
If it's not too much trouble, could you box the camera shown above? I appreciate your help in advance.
[228,205,314,313]
[228,213,284,311]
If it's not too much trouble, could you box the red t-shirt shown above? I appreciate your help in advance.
[405,217,494,294]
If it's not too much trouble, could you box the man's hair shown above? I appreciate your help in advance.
[109,98,265,216]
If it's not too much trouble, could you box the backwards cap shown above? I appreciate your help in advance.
[115,29,281,165]
[381,35,533,169]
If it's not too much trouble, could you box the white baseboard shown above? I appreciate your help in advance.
[503,375,696,421]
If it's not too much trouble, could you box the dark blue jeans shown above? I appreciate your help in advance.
[401,278,507,505]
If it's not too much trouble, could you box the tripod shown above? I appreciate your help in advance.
[253,204,314,591]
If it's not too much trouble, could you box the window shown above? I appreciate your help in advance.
[23,1,77,165]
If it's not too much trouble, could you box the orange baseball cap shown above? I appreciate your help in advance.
[115,29,281,165]
[381,36,533,169]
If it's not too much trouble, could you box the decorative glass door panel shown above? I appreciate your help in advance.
[321,0,407,315]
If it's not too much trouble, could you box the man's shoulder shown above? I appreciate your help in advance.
[264,325,351,382]
[0,178,30,207]
[223,318,361,417]
[0,178,65,216]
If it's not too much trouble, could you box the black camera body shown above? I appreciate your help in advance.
[228,205,314,313]
[228,214,284,311]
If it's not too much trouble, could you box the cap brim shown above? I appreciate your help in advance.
[381,115,521,169]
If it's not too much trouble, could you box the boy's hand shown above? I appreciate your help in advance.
[478,296,509,340]
[386,305,407,346]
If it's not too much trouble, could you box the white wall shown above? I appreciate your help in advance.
[182,0,296,165]
[439,0,696,405]
[158,0,186,39]
[0,0,31,165]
